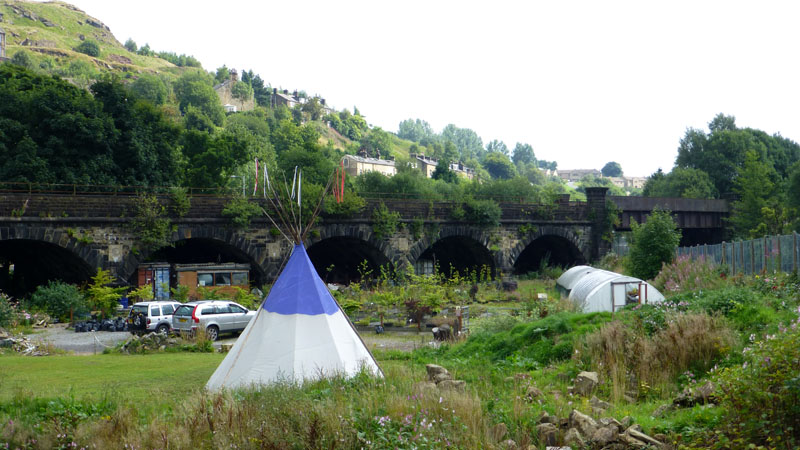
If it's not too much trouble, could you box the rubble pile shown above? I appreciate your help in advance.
[116,332,181,354]
[413,364,467,393]
[0,329,51,356]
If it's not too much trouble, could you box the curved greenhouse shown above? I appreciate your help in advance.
[557,266,665,313]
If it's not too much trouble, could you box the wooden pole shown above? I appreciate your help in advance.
[750,240,755,275]
[721,242,726,266]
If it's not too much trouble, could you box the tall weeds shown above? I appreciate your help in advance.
[581,313,735,400]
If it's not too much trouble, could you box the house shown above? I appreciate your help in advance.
[0,26,6,60]
[342,154,396,177]
[557,169,602,183]
[213,69,255,112]
[409,153,475,180]
[271,89,303,109]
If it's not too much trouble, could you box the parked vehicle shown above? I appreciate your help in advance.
[172,300,256,341]
[128,301,183,335]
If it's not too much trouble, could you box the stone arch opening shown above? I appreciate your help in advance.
[514,235,586,274]
[307,237,392,284]
[147,238,266,287]
[0,239,94,298]
[417,236,495,279]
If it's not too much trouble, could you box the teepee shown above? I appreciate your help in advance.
[207,166,382,390]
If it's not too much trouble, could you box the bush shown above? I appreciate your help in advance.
[372,202,399,239]
[625,208,681,280]
[710,316,800,448]
[463,198,501,227]
[27,281,88,321]
[221,196,261,229]
[0,293,14,328]
[323,193,365,218]
[652,255,725,293]
[75,40,100,57]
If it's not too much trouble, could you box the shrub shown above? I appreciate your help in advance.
[323,193,365,218]
[129,194,172,252]
[0,293,14,328]
[169,187,191,217]
[76,40,100,57]
[463,198,501,227]
[27,281,88,321]
[221,196,261,229]
[85,269,126,318]
[625,208,681,280]
[372,202,400,239]
[652,255,725,293]
[710,315,800,448]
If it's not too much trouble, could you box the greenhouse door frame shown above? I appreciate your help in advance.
[610,281,648,312]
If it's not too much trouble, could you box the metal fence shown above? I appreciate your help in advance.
[676,233,800,275]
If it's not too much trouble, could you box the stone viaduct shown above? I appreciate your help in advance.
[0,187,727,296]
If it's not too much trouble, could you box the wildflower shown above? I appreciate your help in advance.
[439,396,443,403]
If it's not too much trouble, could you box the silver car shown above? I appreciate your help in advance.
[172,300,256,341]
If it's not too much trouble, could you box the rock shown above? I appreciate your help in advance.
[625,427,664,447]
[674,381,717,407]
[85,17,109,30]
[568,409,598,437]
[490,422,508,441]
[514,372,531,381]
[624,393,637,403]
[564,428,585,448]
[619,416,633,428]
[526,386,544,401]
[591,424,618,446]
[651,403,675,418]
[437,379,466,391]
[590,395,611,411]
[619,432,647,448]
[432,373,452,384]
[538,411,558,424]
[425,364,450,381]
[556,372,571,383]
[500,439,516,448]
[535,423,558,446]
[573,371,599,396]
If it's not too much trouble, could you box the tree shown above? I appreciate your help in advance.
[642,167,716,198]
[398,118,434,143]
[85,268,126,317]
[512,143,535,166]
[300,97,323,121]
[173,71,225,126]
[360,127,392,158]
[729,150,778,237]
[601,161,623,177]
[441,124,484,161]
[123,38,137,53]
[10,50,33,69]
[130,74,167,105]
[485,140,508,155]
[214,65,230,84]
[625,208,682,280]
[231,81,253,102]
[432,159,458,183]
[28,281,88,321]
[482,152,516,179]
[76,40,100,57]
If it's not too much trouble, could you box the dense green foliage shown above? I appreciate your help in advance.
[626,208,682,280]
[75,40,99,57]
[642,167,716,198]
[27,281,88,321]
[601,161,622,177]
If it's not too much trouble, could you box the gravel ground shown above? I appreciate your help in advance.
[25,325,429,355]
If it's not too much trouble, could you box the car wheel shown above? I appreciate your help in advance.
[205,325,219,341]
[156,324,169,335]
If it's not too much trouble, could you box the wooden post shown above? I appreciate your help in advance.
[777,236,781,273]
[721,242,726,265]
[763,236,768,273]
[750,240,755,275]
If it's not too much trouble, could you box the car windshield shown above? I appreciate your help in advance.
[174,305,194,316]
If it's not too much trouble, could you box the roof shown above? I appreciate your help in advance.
[262,244,339,315]
[174,263,250,272]
[344,154,396,167]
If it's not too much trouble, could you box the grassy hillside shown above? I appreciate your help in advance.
[1,1,183,76]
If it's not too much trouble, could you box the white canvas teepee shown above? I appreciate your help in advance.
[206,166,382,390]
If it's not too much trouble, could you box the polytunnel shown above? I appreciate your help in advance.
[556,266,665,313]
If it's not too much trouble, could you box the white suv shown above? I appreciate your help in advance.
[128,301,183,335]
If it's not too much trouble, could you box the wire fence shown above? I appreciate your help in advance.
[675,234,800,275]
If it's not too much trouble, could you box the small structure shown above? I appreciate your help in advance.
[271,89,302,109]
[342,154,396,177]
[175,263,250,299]
[410,153,475,180]
[0,26,6,60]
[556,265,664,312]
[213,70,254,112]
[136,263,171,300]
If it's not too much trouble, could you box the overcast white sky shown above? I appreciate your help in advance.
[66,0,800,177]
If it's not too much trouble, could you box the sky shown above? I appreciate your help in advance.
[65,0,800,177]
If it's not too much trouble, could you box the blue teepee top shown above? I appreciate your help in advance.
[262,244,339,315]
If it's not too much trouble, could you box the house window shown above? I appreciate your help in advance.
[197,273,213,287]
[215,272,231,286]
[232,272,248,286]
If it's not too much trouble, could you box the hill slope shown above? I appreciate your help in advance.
[1,0,182,75]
